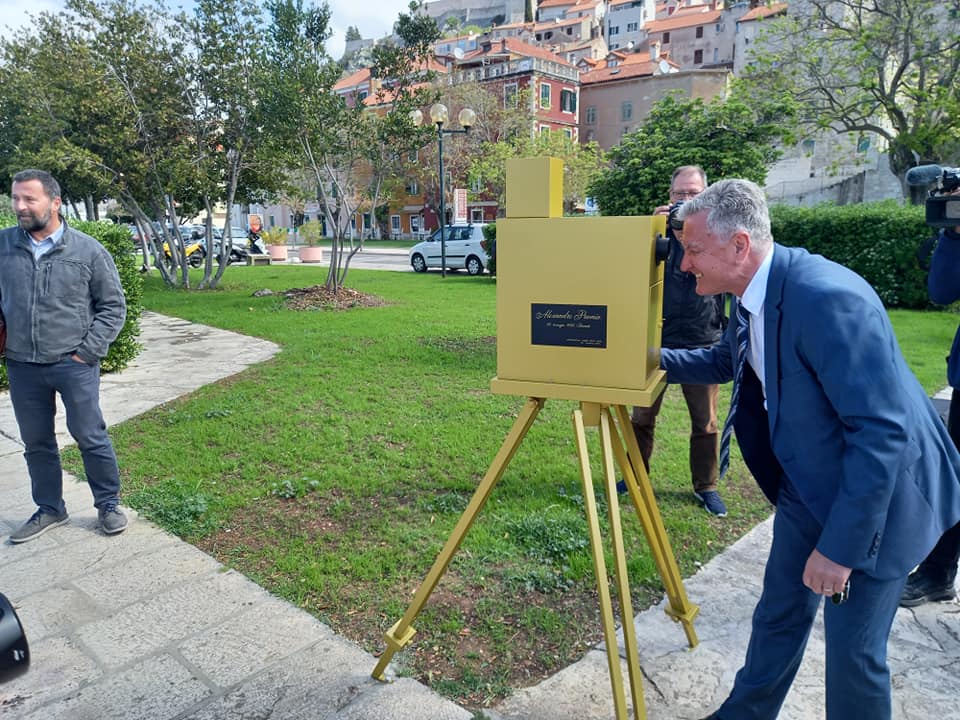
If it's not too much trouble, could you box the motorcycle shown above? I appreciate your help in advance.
[162,233,206,269]
[218,233,266,264]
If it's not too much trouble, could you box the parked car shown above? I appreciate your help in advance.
[408,223,488,275]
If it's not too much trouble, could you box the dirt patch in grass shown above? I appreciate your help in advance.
[195,492,628,709]
[281,285,387,311]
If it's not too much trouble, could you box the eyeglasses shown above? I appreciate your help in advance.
[670,190,700,200]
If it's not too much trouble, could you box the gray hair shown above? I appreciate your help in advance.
[671,165,707,188]
[677,178,772,249]
[12,169,61,200]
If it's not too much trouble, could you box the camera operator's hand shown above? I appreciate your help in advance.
[654,203,671,216]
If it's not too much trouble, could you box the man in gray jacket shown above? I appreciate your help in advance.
[2,169,128,542]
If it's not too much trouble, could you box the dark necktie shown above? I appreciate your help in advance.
[719,301,750,479]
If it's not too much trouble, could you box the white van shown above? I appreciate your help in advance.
[409,224,488,275]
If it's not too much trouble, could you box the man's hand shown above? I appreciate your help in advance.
[802,548,852,597]
[654,203,671,216]
[70,354,88,365]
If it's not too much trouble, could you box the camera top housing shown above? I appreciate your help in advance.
[906,164,960,228]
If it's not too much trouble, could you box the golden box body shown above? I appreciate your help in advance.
[491,158,667,406]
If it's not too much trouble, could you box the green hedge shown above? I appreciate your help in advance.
[0,214,143,387]
[770,201,930,308]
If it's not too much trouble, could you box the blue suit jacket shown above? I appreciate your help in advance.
[661,244,960,579]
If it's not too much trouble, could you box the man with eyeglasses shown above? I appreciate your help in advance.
[629,166,729,517]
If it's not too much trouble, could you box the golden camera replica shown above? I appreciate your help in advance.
[374,158,699,720]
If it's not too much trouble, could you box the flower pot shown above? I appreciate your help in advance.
[299,246,323,263]
[267,244,288,261]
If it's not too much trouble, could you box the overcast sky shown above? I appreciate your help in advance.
[0,0,414,58]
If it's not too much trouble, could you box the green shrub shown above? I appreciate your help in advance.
[481,222,496,276]
[0,214,143,387]
[770,201,930,308]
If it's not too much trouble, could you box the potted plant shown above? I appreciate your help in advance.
[298,221,324,263]
[261,226,289,261]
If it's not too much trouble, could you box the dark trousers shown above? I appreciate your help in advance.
[7,358,121,515]
[718,480,907,720]
[632,383,719,492]
[915,389,960,581]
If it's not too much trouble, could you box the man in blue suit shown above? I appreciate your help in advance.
[660,179,960,719]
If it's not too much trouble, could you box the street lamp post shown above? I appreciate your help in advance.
[411,103,476,277]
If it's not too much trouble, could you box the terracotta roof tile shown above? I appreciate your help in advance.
[738,2,788,22]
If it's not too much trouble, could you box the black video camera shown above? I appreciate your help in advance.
[667,200,685,236]
[906,164,960,228]
[0,593,29,683]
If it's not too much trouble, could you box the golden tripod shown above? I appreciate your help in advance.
[372,394,699,720]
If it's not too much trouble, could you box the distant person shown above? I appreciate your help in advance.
[659,179,960,720]
[1,169,128,542]
[630,166,728,516]
[900,189,960,607]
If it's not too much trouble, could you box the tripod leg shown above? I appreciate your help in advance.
[598,407,647,720]
[573,406,631,720]
[611,404,699,648]
[372,397,544,681]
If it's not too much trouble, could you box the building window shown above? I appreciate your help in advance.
[405,180,419,195]
[563,127,573,139]
[471,208,484,223]
[858,136,871,152]
[585,105,597,124]
[694,49,703,64]
[560,88,577,113]
[358,89,368,102]
[801,139,816,154]
[539,124,550,135]
[410,215,420,234]
[540,82,552,109]
[663,32,670,43]
[716,22,722,32]
[390,215,401,234]
[696,26,703,38]
[621,101,633,122]
[504,82,518,108]
[627,22,638,32]
[269,215,276,227]
[714,47,719,62]
[610,25,619,35]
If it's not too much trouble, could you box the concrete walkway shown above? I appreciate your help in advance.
[1,312,958,719]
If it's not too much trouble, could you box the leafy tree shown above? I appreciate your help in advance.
[264,0,438,291]
[734,0,960,196]
[345,25,362,42]
[408,81,533,226]
[468,130,606,214]
[588,94,790,215]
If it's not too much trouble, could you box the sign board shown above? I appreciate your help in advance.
[453,188,468,224]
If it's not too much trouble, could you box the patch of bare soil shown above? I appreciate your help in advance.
[281,285,387,311]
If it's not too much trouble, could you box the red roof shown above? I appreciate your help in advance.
[738,2,788,22]
[580,58,679,85]
[538,0,577,8]
[462,37,575,68]
[646,6,722,33]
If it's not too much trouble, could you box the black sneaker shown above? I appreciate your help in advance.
[98,503,128,535]
[694,490,728,518]
[899,572,956,607]
[9,509,69,543]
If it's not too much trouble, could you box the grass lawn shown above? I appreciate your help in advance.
[66,266,959,709]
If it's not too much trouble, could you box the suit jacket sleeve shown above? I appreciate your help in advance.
[660,317,735,385]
